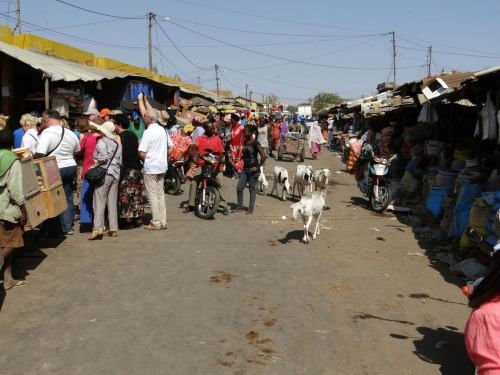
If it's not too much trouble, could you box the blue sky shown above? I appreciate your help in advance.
[3,0,500,104]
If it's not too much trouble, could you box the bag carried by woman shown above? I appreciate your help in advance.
[84,142,118,186]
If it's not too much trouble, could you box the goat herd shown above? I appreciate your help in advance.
[257,164,331,244]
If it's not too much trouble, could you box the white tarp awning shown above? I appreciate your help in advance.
[0,40,129,82]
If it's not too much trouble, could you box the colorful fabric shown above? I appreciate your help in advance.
[80,179,94,224]
[271,122,281,149]
[119,168,144,219]
[169,131,193,161]
[308,121,327,149]
[350,139,364,158]
[311,142,321,157]
[465,297,500,374]
[280,120,288,143]
[81,134,98,178]
[346,149,363,179]
[231,124,245,171]
[195,134,225,170]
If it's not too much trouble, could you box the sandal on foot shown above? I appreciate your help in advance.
[89,230,103,240]
[5,280,29,290]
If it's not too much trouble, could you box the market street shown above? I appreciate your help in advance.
[0,151,475,374]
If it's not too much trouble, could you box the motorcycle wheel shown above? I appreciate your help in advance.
[164,173,182,195]
[370,185,392,213]
[195,186,220,219]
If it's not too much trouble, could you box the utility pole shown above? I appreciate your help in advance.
[391,31,396,84]
[246,84,249,105]
[16,0,21,35]
[249,90,252,110]
[148,11,154,72]
[215,64,220,96]
[428,45,433,77]
[197,76,200,87]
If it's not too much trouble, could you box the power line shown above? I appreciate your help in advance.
[167,16,386,38]
[167,20,422,71]
[222,35,385,71]
[23,18,130,34]
[172,0,385,33]
[55,0,145,20]
[3,15,145,49]
[398,45,500,59]
[398,33,500,57]
[154,18,202,70]
[218,70,244,90]
[151,38,377,48]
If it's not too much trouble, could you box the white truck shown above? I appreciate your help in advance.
[297,105,312,118]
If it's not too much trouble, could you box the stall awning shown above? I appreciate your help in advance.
[0,40,129,82]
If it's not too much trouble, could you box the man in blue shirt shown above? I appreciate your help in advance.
[13,120,30,149]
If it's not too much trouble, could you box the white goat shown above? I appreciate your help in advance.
[292,165,314,199]
[314,168,331,199]
[257,166,268,196]
[290,192,325,243]
[270,165,292,201]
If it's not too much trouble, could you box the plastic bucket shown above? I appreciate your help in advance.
[427,186,453,217]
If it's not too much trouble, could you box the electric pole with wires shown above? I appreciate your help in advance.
[215,64,220,96]
[16,0,21,35]
[148,11,154,72]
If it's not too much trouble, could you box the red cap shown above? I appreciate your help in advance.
[100,108,111,118]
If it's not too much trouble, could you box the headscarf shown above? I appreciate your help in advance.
[308,121,327,147]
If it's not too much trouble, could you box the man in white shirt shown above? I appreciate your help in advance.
[34,109,80,235]
[138,109,174,230]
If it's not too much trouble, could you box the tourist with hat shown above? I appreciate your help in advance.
[88,121,122,240]
[83,108,100,122]
[100,108,111,122]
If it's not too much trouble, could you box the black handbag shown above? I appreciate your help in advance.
[84,142,118,186]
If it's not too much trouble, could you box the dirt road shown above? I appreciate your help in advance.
[0,149,474,374]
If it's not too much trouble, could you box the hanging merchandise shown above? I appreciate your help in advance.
[417,102,439,123]
[474,90,496,140]
[51,96,69,117]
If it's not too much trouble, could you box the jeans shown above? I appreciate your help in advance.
[60,166,77,233]
[237,169,260,210]
[143,173,166,227]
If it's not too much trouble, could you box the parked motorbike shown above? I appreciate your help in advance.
[164,159,185,195]
[357,144,396,213]
[195,149,223,219]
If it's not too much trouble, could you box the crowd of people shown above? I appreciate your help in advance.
[0,97,329,290]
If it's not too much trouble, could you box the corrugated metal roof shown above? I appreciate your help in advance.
[422,71,475,89]
[0,40,129,82]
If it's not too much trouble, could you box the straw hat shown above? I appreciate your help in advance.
[157,110,170,125]
[90,121,115,139]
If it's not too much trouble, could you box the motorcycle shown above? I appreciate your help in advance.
[164,159,185,195]
[195,149,223,219]
[357,144,396,213]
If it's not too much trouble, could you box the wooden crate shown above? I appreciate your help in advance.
[20,157,40,197]
[32,156,62,190]
[24,189,48,230]
[41,183,67,218]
